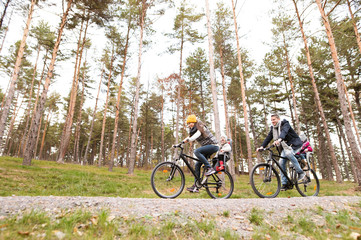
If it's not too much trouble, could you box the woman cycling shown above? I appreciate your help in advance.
[182,114,219,193]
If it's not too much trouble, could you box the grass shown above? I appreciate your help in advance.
[1,156,360,198]
[0,209,241,240]
[248,208,264,226]
[1,156,361,239]
[251,202,361,240]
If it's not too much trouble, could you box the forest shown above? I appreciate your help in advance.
[0,0,361,186]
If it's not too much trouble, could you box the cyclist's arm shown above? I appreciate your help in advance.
[183,130,201,143]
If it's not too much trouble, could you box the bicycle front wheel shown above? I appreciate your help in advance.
[205,170,234,199]
[250,163,281,198]
[151,162,185,199]
[295,169,320,197]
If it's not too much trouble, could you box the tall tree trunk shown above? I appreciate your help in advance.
[220,46,235,175]
[109,17,131,171]
[316,0,361,185]
[99,48,114,167]
[20,44,41,156]
[316,121,332,180]
[4,94,22,154]
[282,35,300,133]
[57,16,88,163]
[293,0,342,183]
[83,66,104,163]
[346,0,361,55]
[0,76,11,109]
[23,0,73,166]
[174,23,184,153]
[128,1,147,175]
[73,55,87,163]
[0,0,36,155]
[39,112,51,160]
[262,99,269,133]
[336,122,349,181]
[24,52,48,155]
[0,9,13,54]
[231,0,253,172]
[205,0,221,139]
[248,102,262,164]
[0,0,11,30]
[160,88,165,162]
[33,113,43,158]
[219,47,230,137]
[343,83,361,146]
[283,75,295,126]
[337,117,358,183]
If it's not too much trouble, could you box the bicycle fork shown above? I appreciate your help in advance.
[263,162,273,182]
[167,162,178,181]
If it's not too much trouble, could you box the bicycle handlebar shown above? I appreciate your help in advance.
[258,144,275,152]
[173,142,184,149]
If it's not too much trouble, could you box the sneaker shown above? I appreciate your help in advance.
[186,185,199,193]
[298,172,306,181]
[205,167,216,176]
[281,184,290,191]
[186,184,196,192]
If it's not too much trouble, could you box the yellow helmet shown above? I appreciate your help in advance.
[186,114,197,124]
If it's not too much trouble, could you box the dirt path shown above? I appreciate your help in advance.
[1,196,360,238]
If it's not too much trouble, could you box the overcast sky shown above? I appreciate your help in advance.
[1,0,317,132]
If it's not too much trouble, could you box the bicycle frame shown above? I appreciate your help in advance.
[173,145,211,184]
[265,149,294,184]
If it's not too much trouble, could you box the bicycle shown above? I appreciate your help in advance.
[250,145,320,198]
[150,143,234,199]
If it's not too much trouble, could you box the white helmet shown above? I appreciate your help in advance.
[299,132,307,142]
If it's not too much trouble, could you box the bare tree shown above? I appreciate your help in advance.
[99,49,114,167]
[346,0,361,54]
[57,18,89,163]
[230,0,253,172]
[23,0,73,165]
[205,0,221,139]
[128,0,147,175]
[315,0,361,185]
[292,0,342,183]
[109,15,132,171]
[0,0,36,155]
[83,66,104,164]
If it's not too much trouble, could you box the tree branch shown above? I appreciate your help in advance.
[326,0,342,16]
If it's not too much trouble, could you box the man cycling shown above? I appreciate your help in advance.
[257,113,306,191]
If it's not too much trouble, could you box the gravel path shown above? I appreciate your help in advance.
[1,196,361,238]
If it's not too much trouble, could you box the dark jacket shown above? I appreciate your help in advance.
[261,119,302,150]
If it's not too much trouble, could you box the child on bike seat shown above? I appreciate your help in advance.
[296,132,313,170]
[214,136,232,171]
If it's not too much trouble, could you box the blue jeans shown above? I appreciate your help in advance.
[280,147,303,185]
[299,153,306,160]
[194,145,219,178]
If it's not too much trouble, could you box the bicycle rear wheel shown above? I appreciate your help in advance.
[250,163,281,198]
[151,162,185,198]
[205,170,234,199]
[295,169,320,197]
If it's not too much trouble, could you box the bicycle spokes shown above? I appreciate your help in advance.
[205,171,234,199]
[151,162,185,199]
[250,163,281,198]
[295,169,320,197]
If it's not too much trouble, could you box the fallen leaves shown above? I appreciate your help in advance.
[17,231,30,235]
